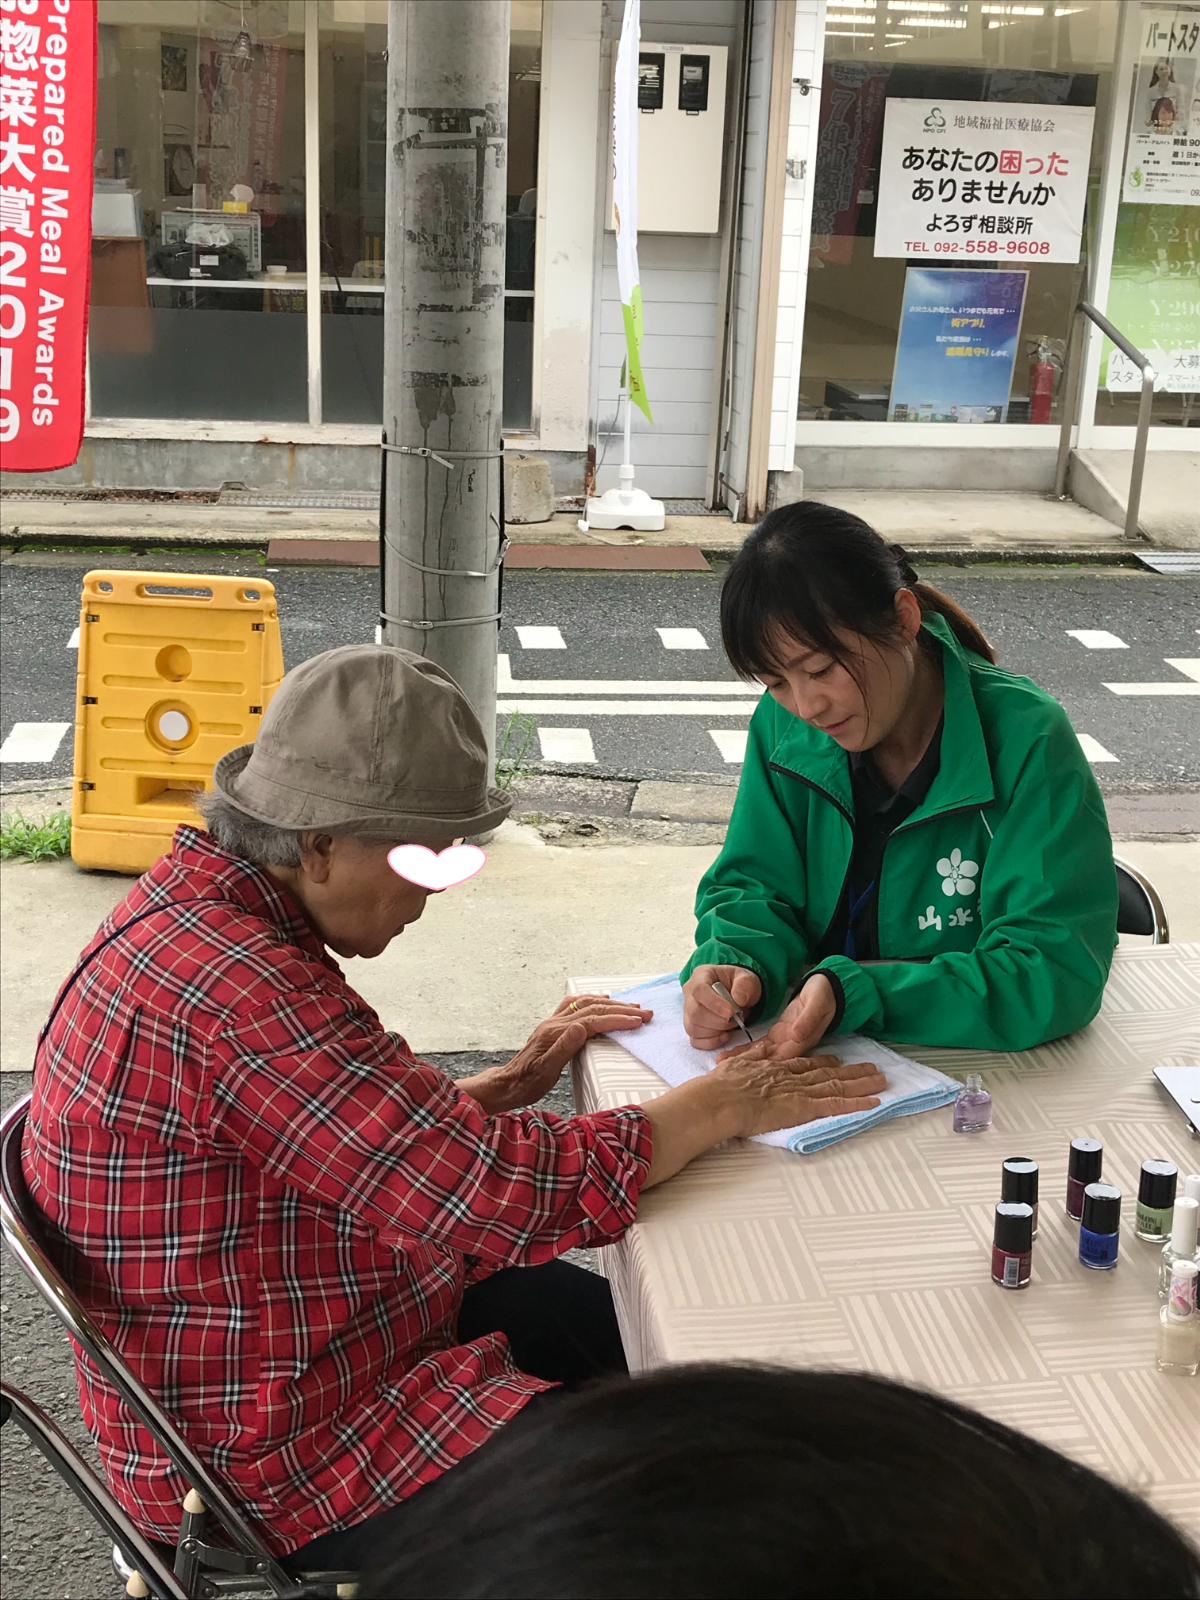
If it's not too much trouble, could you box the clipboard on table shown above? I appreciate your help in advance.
[1154,1066,1200,1139]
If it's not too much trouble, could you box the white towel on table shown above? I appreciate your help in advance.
[606,972,961,1154]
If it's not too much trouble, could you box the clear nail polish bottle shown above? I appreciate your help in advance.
[953,1072,992,1133]
[1156,1260,1199,1377]
[1159,1196,1200,1299]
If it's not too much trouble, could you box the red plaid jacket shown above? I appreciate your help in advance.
[23,828,651,1556]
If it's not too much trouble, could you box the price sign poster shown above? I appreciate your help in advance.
[889,268,1028,424]
[1123,4,1200,205]
[875,98,1094,264]
[0,0,98,471]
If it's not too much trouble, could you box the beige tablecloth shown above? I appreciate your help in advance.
[570,944,1200,1536]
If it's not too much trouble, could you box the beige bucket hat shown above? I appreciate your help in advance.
[212,644,512,838]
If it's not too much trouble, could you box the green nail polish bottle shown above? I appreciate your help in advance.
[1136,1159,1177,1242]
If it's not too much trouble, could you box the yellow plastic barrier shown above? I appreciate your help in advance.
[71,571,284,874]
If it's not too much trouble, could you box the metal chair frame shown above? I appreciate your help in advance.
[1,1096,358,1600]
[1,1379,188,1600]
[1114,857,1170,945]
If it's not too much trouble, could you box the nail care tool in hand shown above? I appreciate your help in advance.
[604,974,960,1155]
[710,980,752,1047]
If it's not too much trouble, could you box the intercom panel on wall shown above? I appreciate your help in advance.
[607,42,728,234]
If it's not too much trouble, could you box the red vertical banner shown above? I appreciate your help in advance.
[0,0,98,471]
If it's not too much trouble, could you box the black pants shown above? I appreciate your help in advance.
[281,1259,626,1577]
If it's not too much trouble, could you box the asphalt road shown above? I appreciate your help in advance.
[1,554,1198,788]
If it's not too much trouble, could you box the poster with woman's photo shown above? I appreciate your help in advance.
[1123,5,1200,203]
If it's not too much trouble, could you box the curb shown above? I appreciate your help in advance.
[1,528,1150,568]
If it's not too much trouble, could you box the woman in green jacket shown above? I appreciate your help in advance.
[681,503,1117,1058]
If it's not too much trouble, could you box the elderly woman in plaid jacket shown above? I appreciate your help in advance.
[23,644,883,1573]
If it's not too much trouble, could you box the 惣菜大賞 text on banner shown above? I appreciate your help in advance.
[0,0,98,471]
[873,98,1095,265]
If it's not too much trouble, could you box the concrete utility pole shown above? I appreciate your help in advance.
[381,0,509,764]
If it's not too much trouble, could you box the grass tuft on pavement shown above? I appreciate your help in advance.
[495,710,539,792]
[0,809,72,862]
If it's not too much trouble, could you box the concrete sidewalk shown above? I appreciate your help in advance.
[1,492,1149,563]
[3,816,1198,1071]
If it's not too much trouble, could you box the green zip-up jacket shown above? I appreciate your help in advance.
[681,614,1117,1051]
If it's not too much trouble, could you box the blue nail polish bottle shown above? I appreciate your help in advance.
[1079,1182,1122,1271]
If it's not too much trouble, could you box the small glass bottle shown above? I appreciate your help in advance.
[1156,1260,1199,1377]
[1079,1182,1122,1271]
[1135,1159,1178,1242]
[1159,1196,1200,1299]
[1001,1157,1039,1239]
[1065,1137,1103,1221]
[1183,1173,1200,1208]
[991,1202,1033,1289]
[953,1072,992,1133]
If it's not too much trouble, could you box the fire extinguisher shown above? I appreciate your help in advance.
[1029,337,1056,425]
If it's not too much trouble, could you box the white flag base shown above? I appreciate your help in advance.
[578,466,665,533]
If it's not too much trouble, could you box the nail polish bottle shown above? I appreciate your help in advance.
[1001,1157,1039,1238]
[1159,1196,1200,1299]
[1156,1260,1199,1377]
[1065,1137,1103,1221]
[1078,1182,1122,1271]
[1135,1159,1178,1242]
[953,1072,992,1133]
[1183,1172,1200,1208]
[991,1202,1033,1289]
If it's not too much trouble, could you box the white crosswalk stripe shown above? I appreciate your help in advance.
[0,722,71,763]
[497,655,757,697]
[1104,659,1200,696]
[516,626,566,650]
[67,627,80,649]
[1076,733,1119,763]
[657,628,709,650]
[1067,630,1127,649]
[537,728,596,763]
[709,730,748,763]
[503,700,757,716]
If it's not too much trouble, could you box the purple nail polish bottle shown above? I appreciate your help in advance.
[953,1072,992,1133]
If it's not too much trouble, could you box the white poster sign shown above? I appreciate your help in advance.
[875,98,1095,264]
[1122,5,1200,205]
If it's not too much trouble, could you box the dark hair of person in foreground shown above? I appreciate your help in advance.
[720,499,996,683]
[361,1365,1200,1600]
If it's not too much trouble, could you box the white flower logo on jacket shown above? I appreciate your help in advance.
[937,847,979,897]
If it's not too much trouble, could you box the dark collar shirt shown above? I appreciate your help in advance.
[815,716,945,965]
[22,828,651,1556]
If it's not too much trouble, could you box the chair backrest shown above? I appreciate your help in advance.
[0,1095,283,1577]
[1114,857,1169,943]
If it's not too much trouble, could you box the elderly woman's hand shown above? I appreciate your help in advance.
[457,995,652,1115]
[641,1052,887,1187]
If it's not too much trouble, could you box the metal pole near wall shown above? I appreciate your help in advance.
[381,0,509,767]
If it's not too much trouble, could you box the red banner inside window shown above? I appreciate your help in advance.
[1,0,98,472]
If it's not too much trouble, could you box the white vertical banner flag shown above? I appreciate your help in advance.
[613,0,652,420]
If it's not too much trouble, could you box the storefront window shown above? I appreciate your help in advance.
[801,1,1117,425]
[91,0,309,422]
[316,0,542,428]
[91,0,542,429]
[1096,3,1200,429]
[317,0,386,425]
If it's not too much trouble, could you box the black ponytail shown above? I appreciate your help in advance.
[720,501,995,680]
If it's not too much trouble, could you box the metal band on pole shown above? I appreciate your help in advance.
[379,611,503,631]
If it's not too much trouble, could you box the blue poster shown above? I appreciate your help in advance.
[889,269,1028,423]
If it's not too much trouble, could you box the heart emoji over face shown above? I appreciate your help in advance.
[387,843,486,891]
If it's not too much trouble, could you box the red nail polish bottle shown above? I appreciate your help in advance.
[992,1202,1033,1289]
[1066,1137,1103,1221]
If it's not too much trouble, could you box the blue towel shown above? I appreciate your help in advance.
[606,973,961,1155]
